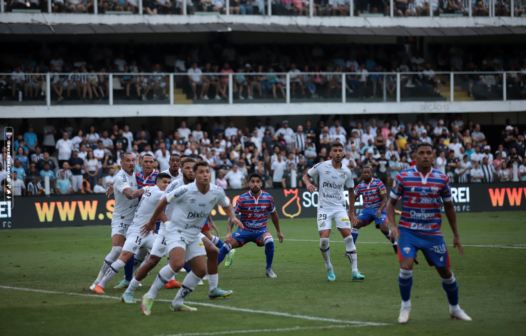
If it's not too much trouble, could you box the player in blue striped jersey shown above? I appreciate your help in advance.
[387,143,471,323]
[217,173,283,278]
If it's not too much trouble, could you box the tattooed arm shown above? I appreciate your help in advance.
[122,186,148,200]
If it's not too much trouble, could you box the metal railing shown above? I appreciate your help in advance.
[1,0,525,17]
[1,71,524,106]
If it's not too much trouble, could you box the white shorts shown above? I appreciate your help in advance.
[317,209,351,232]
[150,233,168,258]
[165,233,206,262]
[123,228,155,253]
[111,215,133,238]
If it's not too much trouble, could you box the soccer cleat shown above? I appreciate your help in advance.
[327,266,336,282]
[89,283,97,291]
[197,280,204,286]
[398,307,411,323]
[170,304,197,312]
[91,285,105,294]
[121,293,136,304]
[352,271,365,281]
[393,244,398,254]
[141,295,154,316]
[165,279,182,289]
[224,249,236,267]
[209,288,233,299]
[450,309,472,321]
[266,268,277,278]
[114,279,130,289]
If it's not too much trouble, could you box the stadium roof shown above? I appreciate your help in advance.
[1,23,526,36]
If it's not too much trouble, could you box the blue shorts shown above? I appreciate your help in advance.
[358,208,387,228]
[397,228,450,267]
[232,228,269,247]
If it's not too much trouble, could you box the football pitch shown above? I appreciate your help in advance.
[1,211,525,336]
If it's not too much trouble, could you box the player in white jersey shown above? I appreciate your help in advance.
[121,158,195,302]
[302,143,365,282]
[90,153,150,290]
[139,161,244,314]
[162,153,183,182]
[92,173,172,294]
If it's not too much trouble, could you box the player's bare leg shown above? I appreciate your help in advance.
[319,229,335,281]
[90,234,125,291]
[339,227,364,281]
[352,219,398,253]
[257,232,277,278]
[202,236,233,298]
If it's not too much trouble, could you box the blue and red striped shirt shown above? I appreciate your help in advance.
[234,191,275,232]
[136,169,158,190]
[390,167,452,236]
[355,178,386,209]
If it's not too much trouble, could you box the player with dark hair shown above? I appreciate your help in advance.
[217,173,283,278]
[162,153,182,182]
[92,173,172,294]
[139,160,242,314]
[302,142,364,282]
[387,142,471,323]
[351,166,398,253]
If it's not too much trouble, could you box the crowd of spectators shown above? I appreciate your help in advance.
[1,116,525,196]
[4,0,524,17]
[2,41,526,102]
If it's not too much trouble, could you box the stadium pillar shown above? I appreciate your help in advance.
[139,0,143,14]
[390,0,393,17]
[396,73,400,103]
[183,0,187,15]
[502,71,508,101]
[170,74,174,105]
[511,0,514,16]
[94,0,98,14]
[469,1,472,16]
[286,73,290,104]
[350,0,353,16]
[210,169,216,185]
[1,0,3,12]
[341,74,346,103]
[46,73,51,106]
[109,74,113,106]
[512,162,519,181]
[291,169,297,188]
[226,0,229,16]
[383,74,387,102]
[309,0,313,17]
[450,72,454,102]
[48,0,51,13]
[430,1,433,17]
[268,0,271,16]
[228,74,233,104]
[44,175,50,196]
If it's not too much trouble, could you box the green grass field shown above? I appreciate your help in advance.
[1,211,526,336]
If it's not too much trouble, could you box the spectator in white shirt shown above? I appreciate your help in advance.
[276,120,296,152]
[55,132,73,167]
[192,123,204,143]
[482,145,494,163]
[433,119,448,137]
[329,119,347,136]
[470,145,484,164]
[177,121,192,141]
[471,124,486,148]
[11,66,25,100]
[332,127,347,145]
[11,171,26,196]
[271,153,288,188]
[188,63,209,100]
[122,124,134,152]
[224,164,245,189]
[289,63,305,97]
[361,125,375,145]
[103,168,115,189]
[225,121,238,140]
[93,140,106,169]
[448,136,463,158]
[93,177,106,193]
[470,160,484,183]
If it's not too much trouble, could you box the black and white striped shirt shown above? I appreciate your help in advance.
[481,164,495,183]
[294,133,307,152]
[31,153,44,163]
[455,168,468,183]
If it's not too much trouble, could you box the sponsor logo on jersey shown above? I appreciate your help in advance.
[199,203,206,207]
[342,218,349,222]
[322,182,343,189]
[432,244,447,254]
[199,242,204,246]
[187,211,208,219]
[409,209,436,220]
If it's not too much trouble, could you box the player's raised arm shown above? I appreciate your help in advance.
[123,186,148,200]
[207,214,220,237]
[376,188,388,218]
[440,176,463,256]
[223,203,244,230]
[140,196,168,236]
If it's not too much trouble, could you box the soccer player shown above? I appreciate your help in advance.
[139,161,243,314]
[387,143,471,324]
[217,173,283,278]
[89,153,149,291]
[162,153,182,182]
[351,166,398,253]
[91,173,172,294]
[302,142,364,282]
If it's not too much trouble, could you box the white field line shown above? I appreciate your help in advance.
[0,285,389,327]
[152,324,361,336]
[284,239,526,249]
[1,237,525,249]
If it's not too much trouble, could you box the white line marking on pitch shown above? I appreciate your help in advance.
[0,238,105,245]
[0,286,389,327]
[152,324,360,336]
[284,239,526,249]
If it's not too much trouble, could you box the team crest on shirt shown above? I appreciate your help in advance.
[158,247,166,254]
[403,247,411,253]
[320,221,326,227]
[339,173,345,179]
[209,198,216,204]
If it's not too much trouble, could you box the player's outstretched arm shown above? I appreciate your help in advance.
[444,201,463,256]
[224,204,244,230]
[140,197,168,237]
[302,173,316,193]
[376,192,387,218]
[207,215,220,237]
[386,196,400,241]
[123,186,148,200]
[347,187,358,226]
[270,211,283,243]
